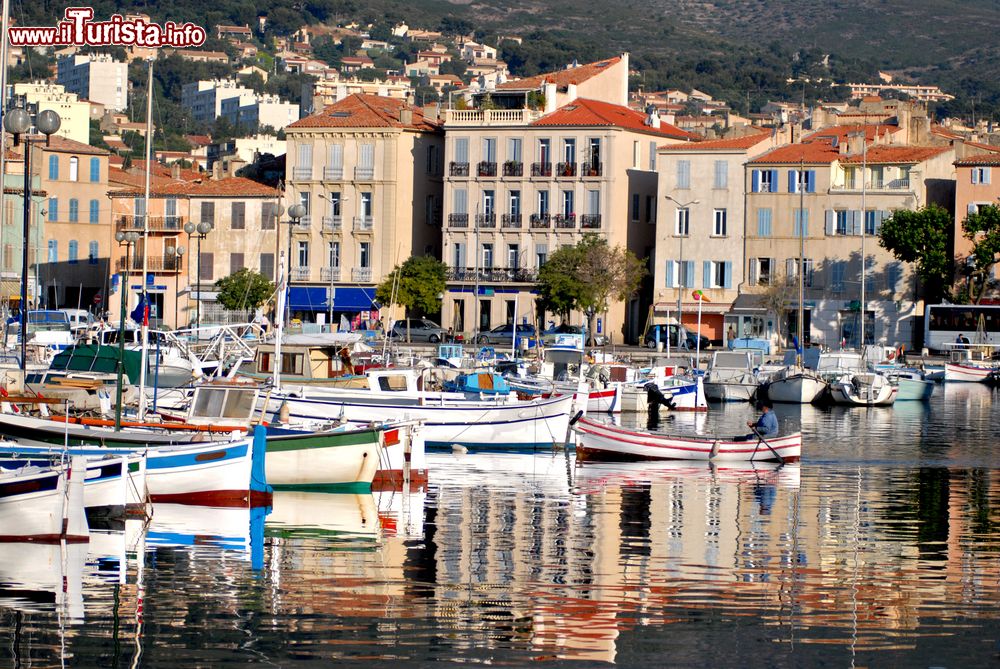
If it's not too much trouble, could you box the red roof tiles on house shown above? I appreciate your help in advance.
[37,135,110,156]
[287,94,441,132]
[496,56,621,91]
[840,145,950,164]
[749,141,842,164]
[659,129,771,151]
[955,154,1000,166]
[803,124,900,142]
[531,98,698,140]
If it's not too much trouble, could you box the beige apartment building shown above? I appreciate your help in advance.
[743,125,956,348]
[656,130,782,342]
[12,82,91,145]
[954,151,1000,275]
[34,137,112,310]
[284,94,444,325]
[56,54,129,112]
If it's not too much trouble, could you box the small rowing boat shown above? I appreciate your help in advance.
[572,417,801,462]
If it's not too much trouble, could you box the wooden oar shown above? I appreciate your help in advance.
[750,425,785,464]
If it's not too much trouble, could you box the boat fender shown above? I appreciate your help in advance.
[452,444,468,454]
[278,401,290,425]
[569,410,584,426]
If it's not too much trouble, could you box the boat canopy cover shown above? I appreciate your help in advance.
[49,344,143,383]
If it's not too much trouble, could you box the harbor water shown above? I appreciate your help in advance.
[1,383,999,666]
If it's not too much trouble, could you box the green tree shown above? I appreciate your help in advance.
[878,205,953,302]
[961,204,1000,304]
[536,235,646,345]
[215,268,275,313]
[375,256,447,340]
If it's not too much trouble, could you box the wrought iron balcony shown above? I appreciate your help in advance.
[556,162,577,177]
[321,266,341,281]
[502,161,523,177]
[322,215,342,232]
[501,214,522,229]
[448,213,469,228]
[291,167,312,180]
[116,215,186,232]
[553,213,576,229]
[352,267,373,282]
[115,255,183,272]
[477,161,497,177]
[449,162,470,177]
[531,162,552,177]
[580,214,601,229]
[581,162,603,177]
[446,266,538,283]
[354,166,375,180]
[530,214,551,229]
[323,167,344,180]
[353,216,374,231]
[475,213,496,228]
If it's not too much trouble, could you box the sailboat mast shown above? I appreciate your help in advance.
[797,158,804,365]
[859,122,868,351]
[137,59,154,420]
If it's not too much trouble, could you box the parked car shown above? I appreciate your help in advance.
[542,323,608,346]
[476,323,537,346]
[389,318,445,343]
[642,324,711,351]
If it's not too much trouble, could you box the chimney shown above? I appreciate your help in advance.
[644,104,660,129]
[566,83,578,102]
[846,130,865,156]
[399,107,413,125]
[543,82,557,114]
[171,163,181,179]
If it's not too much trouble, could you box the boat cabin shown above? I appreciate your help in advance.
[249,334,377,382]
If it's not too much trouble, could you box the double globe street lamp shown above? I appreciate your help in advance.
[284,204,307,328]
[184,220,213,331]
[113,230,140,429]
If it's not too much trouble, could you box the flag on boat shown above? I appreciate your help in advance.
[691,290,711,302]
[130,293,150,325]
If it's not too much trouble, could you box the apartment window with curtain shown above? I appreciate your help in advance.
[562,138,576,163]
[537,138,550,164]
[535,244,548,268]
[561,190,574,217]
[482,190,495,215]
[507,243,519,268]
[230,252,245,274]
[482,243,494,268]
[507,137,522,163]
[88,241,99,265]
[509,190,521,216]
[165,198,178,227]
[69,156,79,181]
[537,190,549,216]
[231,202,246,229]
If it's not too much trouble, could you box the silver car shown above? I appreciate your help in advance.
[389,318,445,343]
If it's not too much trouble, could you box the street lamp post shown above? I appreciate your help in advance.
[166,244,186,329]
[4,106,61,380]
[184,220,213,331]
[664,194,700,347]
[113,230,139,430]
[285,204,307,328]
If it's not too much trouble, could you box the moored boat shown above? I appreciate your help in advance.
[764,365,827,404]
[0,456,89,543]
[828,372,897,406]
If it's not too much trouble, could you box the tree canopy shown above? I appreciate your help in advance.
[536,235,646,344]
[961,204,1000,304]
[215,268,275,312]
[375,256,447,317]
[877,205,953,301]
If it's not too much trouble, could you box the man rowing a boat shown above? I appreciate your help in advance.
[736,400,778,441]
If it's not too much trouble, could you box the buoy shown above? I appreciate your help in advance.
[452,444,468,454]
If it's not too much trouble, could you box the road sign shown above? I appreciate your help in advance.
[93,294,103,304]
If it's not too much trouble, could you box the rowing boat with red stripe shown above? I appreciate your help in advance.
[573,417,801,462]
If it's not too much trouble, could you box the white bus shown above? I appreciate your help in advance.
[923,304,1000,353]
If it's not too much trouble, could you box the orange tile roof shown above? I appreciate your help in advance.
[108,170,275,197]
[496,56,621,92]
[531,98,698,140]
[131,159,204,182]
[749,141,842,164]
[955,154,1000,166]
[804,124,900,142]
[287,94,441,132]
[659,129,771,151]
[961,139,1000,153]
[840,145,950,164]
[185,177,278,197]
[37,135,110,156]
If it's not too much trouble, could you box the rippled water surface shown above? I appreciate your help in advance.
[2,383,1000,667]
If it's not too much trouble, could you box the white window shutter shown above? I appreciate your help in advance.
[749,258,758,286]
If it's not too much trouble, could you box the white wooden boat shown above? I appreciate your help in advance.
[0,456,89,543]
[765,365,827,404]
[703,351,759,402]
[264,427,381,492]
[829,372,898,406]
[943,349,998,383]
[573,417,801,462]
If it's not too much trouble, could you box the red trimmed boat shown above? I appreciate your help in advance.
[573,417,801,462]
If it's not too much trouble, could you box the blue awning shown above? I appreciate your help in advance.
[287,287,376,312]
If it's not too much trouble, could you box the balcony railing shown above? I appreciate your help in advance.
[556,162,577,177]
[530,214,551,229]
[321,266,341,281]
[446,266,538,283]
[580,214,602,229]
[291,167,312,180]
[115,255,183,272]
[476,213,496,228]
[581,162,603,177]
[322,215,342,232]
[501,214,522,229]
[116,215,186,232]
[531,162,552,177]
[448,213,469,228]
[352,267,373,282]
[450,162,470,177]
[293,215,311,230]
[291,267,310,281]
[502,161,523,177]
[553,213,576,229]
[353,216,374,231]
[835,178,912,192]
[323,166,344,180]
[355,166,375,180]
[477,161,497,177]
[444,108,544,126]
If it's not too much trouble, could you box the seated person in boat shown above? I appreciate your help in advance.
[736,400,778,441]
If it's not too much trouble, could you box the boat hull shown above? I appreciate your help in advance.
[895,377,935,401]
[828,375,898,406]
[265,428,381,492]
[144,438,270,507]
[0,458,89,543]
[944,362,994,383]
[574,418,801,462]
[765,374,827,404]
[703,381,756,402]
[586,386,621,413]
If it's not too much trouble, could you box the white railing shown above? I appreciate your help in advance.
[292,167,312,180]
[323,167,344,180]
[353,216,374,231]
[352,267,372,282]
[290,267,310,281]
[445,108,543,126]
[321,266,341,281]
[322,215,342,231]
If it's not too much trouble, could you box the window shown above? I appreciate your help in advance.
[359,241,371,268]
[452,242,466,268]
[262,202,277,230]
[972,167,992,184]
[713,209,727,236]
[69,157,79,181]
[360,192,372,217]
[537,190,549,216]
[864,210,877,235]
[134,197,146,223]
[675,208,690,236]
[562,138,576,163]
[713,160,728,189]
[90,157,100,182]
[483,137,497,163]
[649,141,657,171]
[69,199,79,223]
[676,160,691,189]
[509,190,521,216]
[535,244,548,268]
[454,188,468,214]
[230,202,245,229]
[835,210,849,235]
[785,258,814,287]
[561,190,574,217]
[48,197,58,222]
[787,169,815,193]
[48,239,57,263]
[201,201,215,226]
[482,190,495,215]
[68,240,78,264]
[359,143,375,176]
[89,199,99,224]
[425,145,438,174]
[630,193,640,221]
[296,142,312,174]
[645,195,654,223]
[752,169,777,193]
[48,155,59,180]
[230,252,245,274]
[507,244,519,268]
[632,141,640,168]
[756,208,772,237]
[88,241,99,265]
[455,137,469,164]
[664,259,695,288]
[703,260,732,289]
[587,137,601,166]
[482,243,494,268]
[165,198,178,226]
[749,257,773,286]
[831,260,846,292]
[588,190,600,216]
[793,209,809,237]
[328,241,340,267]
[260,253,275,279]
[886,261,902,293]
[199,253,214,280]
[537,138,550,163]
[297,241,309,268]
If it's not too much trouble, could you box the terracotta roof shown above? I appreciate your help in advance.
[37,135,109,156]
[287,94,441,132]
[659,129,771,151]
[496,56,621,92]
[108,170,275,197]
[531,98,698,140]
[185,177,278,197]
[749,140,842,165]
[931,124,963,139]
[131,159,204,182]
[955,154,1000,166]
[804,124,900,142]
[840,145,950,164]
[963,140,1000,153]
[185,134,213,147]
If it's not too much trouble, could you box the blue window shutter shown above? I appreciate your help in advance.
[788,170,797,193]
[666,260,675,287]
[770,170,779,191]
[685,260,695,288]
[807,170,816,192]
[752,170,760,193]
[703,261,711,289]
[749,257,758,285]
[764,209,772,236]
[90,157,100,182]
[972,169,979,184]
[49,197,58,222]
[986,168,992,185]
[723,261,733,289]
[69,199,79,222]
[48,155,58,180]
[801,210,808,236]
[90,199,99,223]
